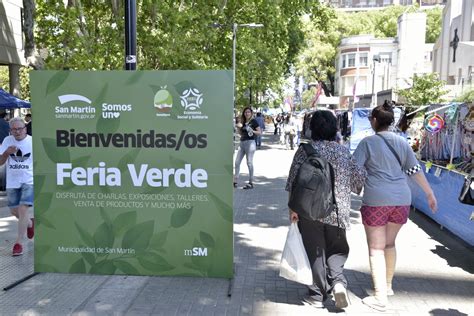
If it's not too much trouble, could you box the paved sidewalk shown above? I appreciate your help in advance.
[0,129,473,315]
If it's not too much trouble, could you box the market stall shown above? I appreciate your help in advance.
[408,102,473,246]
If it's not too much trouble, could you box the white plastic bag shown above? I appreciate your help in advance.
[279,222,313,285]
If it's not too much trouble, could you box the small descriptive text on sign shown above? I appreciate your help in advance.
[55,192,209,210]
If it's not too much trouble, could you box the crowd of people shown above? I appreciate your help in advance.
[233,104,438,312]
[4,104,439,312]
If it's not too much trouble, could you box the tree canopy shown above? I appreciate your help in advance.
[30,0,330,109]
[398,73,448,106]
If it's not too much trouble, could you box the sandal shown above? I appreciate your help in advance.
[243,183,254,190]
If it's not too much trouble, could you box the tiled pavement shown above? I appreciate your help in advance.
[0,129,473,315]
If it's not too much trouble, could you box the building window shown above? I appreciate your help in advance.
[342,55,346,68]
[348,53,355,67]
[379,53,392,64]
[359,53,368,67]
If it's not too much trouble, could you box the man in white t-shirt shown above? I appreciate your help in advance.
[0,117,34,256]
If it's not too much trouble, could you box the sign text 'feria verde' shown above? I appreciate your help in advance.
[30,71,233,277]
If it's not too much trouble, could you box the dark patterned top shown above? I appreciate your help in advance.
[285,140,367,229]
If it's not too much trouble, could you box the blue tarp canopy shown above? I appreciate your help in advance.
[0,89,31,109]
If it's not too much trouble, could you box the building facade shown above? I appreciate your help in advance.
[335,12,433,107]
[432,0,474,90]
[0,0,26,95]
[327,0,446,11]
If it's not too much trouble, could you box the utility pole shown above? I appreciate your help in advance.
[125,0,137,70]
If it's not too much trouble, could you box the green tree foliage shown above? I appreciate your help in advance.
[0,66,32,100]
[455,88,474,103]
[32,0,329,110]
[398,73,448,106]
[425,6,443,43]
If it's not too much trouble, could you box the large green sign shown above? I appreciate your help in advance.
[30,71,233,278]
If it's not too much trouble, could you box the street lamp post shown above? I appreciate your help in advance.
[371,54,380,107]
[212,22,263,108]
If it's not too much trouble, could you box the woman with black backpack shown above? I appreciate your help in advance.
[286,110,366,310]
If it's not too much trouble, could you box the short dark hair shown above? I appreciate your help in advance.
[371,101,394,130]
[25,114,31,118]
[310,110,337,141]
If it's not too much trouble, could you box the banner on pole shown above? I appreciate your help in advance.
[30,70,234,278]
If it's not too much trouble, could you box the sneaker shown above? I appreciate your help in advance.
[333,283,349,309]
[303,295,324,308]
[27,218,34,239]
[362,296,386,312]
[12,243,23,256]
[387,288,394,296]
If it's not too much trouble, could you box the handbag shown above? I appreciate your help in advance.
[459,176,474,205]
[279,222,313,285]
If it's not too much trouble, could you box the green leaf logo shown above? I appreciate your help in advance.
[69,258,86,273]
[112,211,137,236]
[46,71,69,96]
[121,220,154,250]
[41,138,71,163]
[95,83,109,107]
[99,208,113,229]
[126,72,144,85]
[209,193,233,222]
[117,148,141,173]
[34,175,46,195]
[81,251,96,266]
[113,260,140,275]
[35,193,53,214]
[149,231,168,249]
[96,114,121,134]
[75,222,95,248]
[137,252,174,272]
[170,207,193,228]
[36,215,56,229]
[93,222,114,249]
[199,231,215,248]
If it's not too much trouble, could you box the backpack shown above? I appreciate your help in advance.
[288,143,339,221]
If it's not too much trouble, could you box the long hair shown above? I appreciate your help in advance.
[240,106,253,124]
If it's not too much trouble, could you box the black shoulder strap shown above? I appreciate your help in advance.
[376,134,402,168]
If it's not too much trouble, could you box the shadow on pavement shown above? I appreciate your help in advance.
[409,209,474,274]
[430,308,469,316]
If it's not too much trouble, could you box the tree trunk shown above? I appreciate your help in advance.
[327,73,335,96]
[23,0,44,69]
[111,0,120,19]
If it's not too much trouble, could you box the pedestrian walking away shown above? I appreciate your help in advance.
[0,117,34,256]
[234,107,262,190]
[254,112,265,148]
[25,113,32,136]
[286,110,366,310]
[353,103,438,312]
